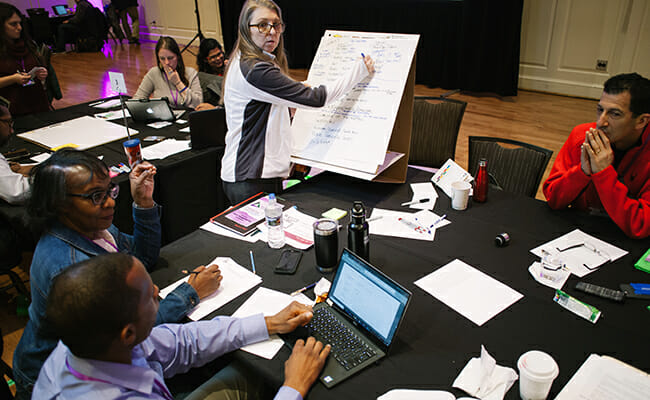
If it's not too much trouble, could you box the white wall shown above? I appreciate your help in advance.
[519,0,650,98]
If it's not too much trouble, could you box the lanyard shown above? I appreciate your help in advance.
[66,357,174,400]
[163,71,179,106]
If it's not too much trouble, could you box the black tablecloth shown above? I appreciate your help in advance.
[152,168,649,399]
[2,98,227,245]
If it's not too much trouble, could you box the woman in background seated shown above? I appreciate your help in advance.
[195,38,226,110]
[133,36,202,109]
[12,148,222,399]
[0,3,49,116]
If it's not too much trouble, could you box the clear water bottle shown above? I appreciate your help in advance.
[265,193,285,248]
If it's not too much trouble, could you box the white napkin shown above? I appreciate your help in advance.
[452,346,518,400]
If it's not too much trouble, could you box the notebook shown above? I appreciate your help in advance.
[283,248,411,388]
[52,5,69,16]
[125,98,183,122]
[188,106,226,149]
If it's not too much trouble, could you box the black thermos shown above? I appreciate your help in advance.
[348,201,369,261]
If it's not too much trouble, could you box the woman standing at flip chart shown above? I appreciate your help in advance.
[221,0,375,204]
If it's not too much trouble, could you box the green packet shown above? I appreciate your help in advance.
[634,248,650,273]
[553,290,601,324]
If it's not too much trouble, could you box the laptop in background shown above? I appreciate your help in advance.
[188,107,227,149]
[125,98,183,123]
[51,5,69,16]
[283,248,411,388]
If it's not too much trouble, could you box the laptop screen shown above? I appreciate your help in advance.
[329,249,411,347]
[53,5,67,15]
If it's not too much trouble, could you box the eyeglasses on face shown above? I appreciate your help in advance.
[249,22,285,34]
[68,182,119,206]
[0,118,13,128]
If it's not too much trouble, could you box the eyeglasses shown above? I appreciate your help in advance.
[249,22,285,34]
[68,182,119,206]
[0,118,13,129]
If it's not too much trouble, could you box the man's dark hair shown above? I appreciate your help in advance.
[197,38,224,74]
[603,73,650,116]
[43,253,141,358]
[28,148,109,232]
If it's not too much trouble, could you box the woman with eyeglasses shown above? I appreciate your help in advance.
[12,148,222,399]
[221,0,375,204]
[0,3,50,116]
[133,36,203,109]
[195,38,227,111]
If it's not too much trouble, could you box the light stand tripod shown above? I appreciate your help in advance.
[181,0,205,54]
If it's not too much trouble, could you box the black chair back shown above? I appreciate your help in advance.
[468,136,553,198]
[409,96,466,168]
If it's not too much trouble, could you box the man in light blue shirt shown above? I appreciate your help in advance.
[34,252,330,399]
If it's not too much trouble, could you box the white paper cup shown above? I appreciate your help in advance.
[517,350,559,400]
[451,181,471,210]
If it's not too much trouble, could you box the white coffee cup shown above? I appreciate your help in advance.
[517,350,559,400]
[451,181,472,210]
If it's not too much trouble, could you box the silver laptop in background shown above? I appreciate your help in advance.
[125,98,183,122]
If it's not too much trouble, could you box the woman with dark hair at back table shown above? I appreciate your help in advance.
[195,38,227,110]
[0,3,49,116]
[11,149,222,399]
[221,0,375,204]
[133,36,202,109]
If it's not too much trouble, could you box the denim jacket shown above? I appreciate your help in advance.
[13,205,199,391]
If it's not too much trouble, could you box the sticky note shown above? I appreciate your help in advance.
[322,208,347,220]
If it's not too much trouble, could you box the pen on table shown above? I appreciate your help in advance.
[361,53,365,58]
[249,250,256,274]
[88,100,106,107]
[367,215,383,223]
[181,269,199,277]
[401,198,430,206]
[430,214,447,228]
[291,282,317,297]
[398,217,428,234]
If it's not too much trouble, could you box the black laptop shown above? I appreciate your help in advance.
[51,5,69,16]
[283,248,411,388]
[125,98,184,122]
[188,106,227,149]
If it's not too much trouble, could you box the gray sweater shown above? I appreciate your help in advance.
[133,66,202,109]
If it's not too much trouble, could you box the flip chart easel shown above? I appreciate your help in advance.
[290,30,419,183]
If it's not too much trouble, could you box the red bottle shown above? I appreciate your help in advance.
[474,158,488,202]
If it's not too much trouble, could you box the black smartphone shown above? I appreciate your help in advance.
[274,249,302,274]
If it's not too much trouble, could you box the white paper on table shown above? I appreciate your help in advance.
[199,221,261,243]
[528,261,570,290]
[431,159,473,198]
[232,287,313,359]
[179,126,191,133]
[256,207,316,250]
[368,209,434,241]
[159,257,262,321]
[141,139,190,160]
[377,389,464,400]
[30,153,51,163]
[94,109,130,120]
[407,182,438,210]
[147,121,173,129]
[92,98,122,109]
[415,259,523,326]
[175,119,188,124]
[530,229,628,278]
[556,354,650,400]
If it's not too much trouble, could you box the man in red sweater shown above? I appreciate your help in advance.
[543,73,650,239]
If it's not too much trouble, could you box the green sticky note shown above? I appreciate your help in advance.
[322,208,347,220]
[634,248,650,274]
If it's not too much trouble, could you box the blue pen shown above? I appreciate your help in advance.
[249,250,256,274]
[430,214,447,228]
[361,53,365,58]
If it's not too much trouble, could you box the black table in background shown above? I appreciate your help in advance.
[3,98,228,245]
[152,167,649,399]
